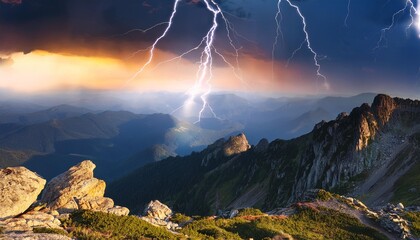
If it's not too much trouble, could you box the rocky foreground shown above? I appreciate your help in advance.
[0,160,129,239]
[1,161,420,239]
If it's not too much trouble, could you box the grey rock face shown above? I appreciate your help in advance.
[0,167,46,220]
[290,94,420,205]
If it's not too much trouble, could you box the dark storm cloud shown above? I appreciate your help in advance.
[0,0,220,57]
[0,0,419,92]
[0,0,251,60]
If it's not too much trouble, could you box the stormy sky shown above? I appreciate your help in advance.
[0,0,419,97]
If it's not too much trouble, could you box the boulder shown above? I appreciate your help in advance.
[76,197,115,212]
[40,160,129,216]
[107,206,130,216]
[40,160,105,210]
[0,167,46,220]
[143,200,173,220]
[229,209,239,219]
[141,200,180,231]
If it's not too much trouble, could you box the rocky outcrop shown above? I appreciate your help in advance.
[141,200,180,231]
[0,160,131,239]
[290,94,420,204]
[372,94,397,126]
[223,133,251,156]
[41,160,105,210]
[201,133,251,167]
[0,209,63,234]
[143,200,173,221]
[107,206,130,216]
[377,203,413,240]
[40,160,129,215]
[76,197,129,216]
[0,167,46,220]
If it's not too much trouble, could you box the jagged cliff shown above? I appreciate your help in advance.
[108,94,420,215]
[290,94,420,205]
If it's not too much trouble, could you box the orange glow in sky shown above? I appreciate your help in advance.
[0,50,315,94]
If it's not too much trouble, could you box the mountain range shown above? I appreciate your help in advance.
[107,94,420,216]
[0,92,377,181]
[0,110,240,180]
[1,93,419,239]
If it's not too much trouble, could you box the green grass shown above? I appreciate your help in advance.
[316,189,335,201]
[56,205,389,240]
[181,218,242,240]
[392,159,420,206]
[236,208,264,217]
[63,210,178,240]
[171,213,192,225]
[33,227,69,236]
[180,206,388,240]
[405,212,420,237]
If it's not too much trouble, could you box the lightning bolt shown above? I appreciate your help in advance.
[128,0,243,123]
[189,0,220,123]
[150,36,207,72]
[128,0,181,83]
[272,0,285,79]
[374,0,419,51]
[121,22,170,35]
[286,39,306,67]
[282,0,330,90]
[344,0,351,28]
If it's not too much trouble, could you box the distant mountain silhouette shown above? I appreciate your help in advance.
[0,110,240,180]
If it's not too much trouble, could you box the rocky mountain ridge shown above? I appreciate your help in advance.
[1,93,420,239]
[0,144,419,238]
[109,94,420,216]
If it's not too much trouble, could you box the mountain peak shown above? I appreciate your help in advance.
[223,133,251,156]
[371,94,396,126]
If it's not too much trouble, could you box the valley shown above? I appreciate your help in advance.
[1,93,419,240]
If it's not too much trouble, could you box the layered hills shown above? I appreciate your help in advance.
[0,111,240,180]
[0,92,376,181]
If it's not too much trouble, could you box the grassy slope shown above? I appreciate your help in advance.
[391,133,420,206]
[181,207,387,240]
[62,210,178,240]
[405,212,420,237]
[57,208,387,240]
[392,160,420,206]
